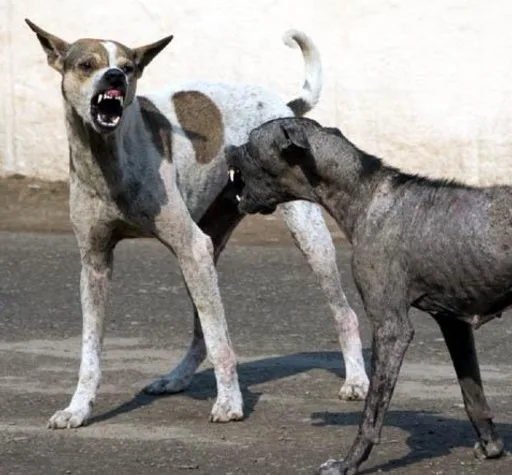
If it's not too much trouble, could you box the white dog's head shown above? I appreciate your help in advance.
[26,19,173,134]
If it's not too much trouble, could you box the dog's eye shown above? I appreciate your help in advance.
[78,60,93,73]
[121,63,134,75]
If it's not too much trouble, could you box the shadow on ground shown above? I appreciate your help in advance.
[88,350,363,426]
[311,410,512,474]
[88,350,512,473]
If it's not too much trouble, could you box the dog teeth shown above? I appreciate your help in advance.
[236,194,241,202]
[97,114,121,127]
[228,169,235,182]
[97,92,124,105]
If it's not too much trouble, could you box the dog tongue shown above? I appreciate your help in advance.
[107,89,122,97]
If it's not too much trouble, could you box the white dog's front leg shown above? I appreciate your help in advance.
[48,249,112,429]
[178,229,243,422]
[156,200,243,422]
[280,200,369,400]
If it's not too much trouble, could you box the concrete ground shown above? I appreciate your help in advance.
[1,178,512,475]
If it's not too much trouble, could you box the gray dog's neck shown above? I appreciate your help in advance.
[308,135,389,242]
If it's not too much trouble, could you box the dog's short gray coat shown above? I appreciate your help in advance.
[226,117,509,474]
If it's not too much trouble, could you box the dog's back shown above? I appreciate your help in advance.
[145,80,293,149]
[138,28,322,219]
[374,175,512,317]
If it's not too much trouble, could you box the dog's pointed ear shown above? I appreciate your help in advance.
[276,123,310,164]
[277,122,321,186]
[25,19,70,73]
[133,35,173,77]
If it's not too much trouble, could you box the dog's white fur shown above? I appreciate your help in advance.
[26,22,368,429]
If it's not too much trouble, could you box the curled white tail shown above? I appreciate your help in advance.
[283,29,323,116]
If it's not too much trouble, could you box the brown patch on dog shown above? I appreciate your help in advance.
[138,96,173,162]
[172,91,224,164]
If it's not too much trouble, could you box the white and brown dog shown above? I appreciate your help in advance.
[26,19,369,429]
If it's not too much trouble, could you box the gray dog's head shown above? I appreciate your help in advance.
[25,19,173,135]
[226,118,338,215]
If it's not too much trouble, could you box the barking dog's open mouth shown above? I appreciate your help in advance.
[228,167,245,202]
[91,89,125,131]
[227,165,276,215]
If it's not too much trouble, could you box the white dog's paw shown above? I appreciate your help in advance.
[48,407,90,429]
[143,374,193,395]
[338,378,369,401]
[209,394,244,423]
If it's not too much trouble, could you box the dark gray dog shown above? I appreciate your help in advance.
[225,117,508,474]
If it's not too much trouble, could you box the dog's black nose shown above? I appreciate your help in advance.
[103,68,126,88]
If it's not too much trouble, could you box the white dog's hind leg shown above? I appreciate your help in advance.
[280,200,369,400]
[48,243,113,429]
[144,306,206,394]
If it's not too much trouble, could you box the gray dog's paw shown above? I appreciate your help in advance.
[473,439,505,460]
[315,458,345,475]
[315,458,357,475]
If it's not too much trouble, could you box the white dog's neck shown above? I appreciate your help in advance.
[65,99,145,196]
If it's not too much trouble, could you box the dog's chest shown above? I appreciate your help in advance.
[109,176,167,222]
[77,164,170,230]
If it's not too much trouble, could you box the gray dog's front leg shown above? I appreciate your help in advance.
[48,239,113,429]
[318,300,414,474]
[280,201,368,400]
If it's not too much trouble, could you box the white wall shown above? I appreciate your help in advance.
[1,0,512,184]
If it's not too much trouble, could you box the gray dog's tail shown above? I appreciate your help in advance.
[283,29,323,116]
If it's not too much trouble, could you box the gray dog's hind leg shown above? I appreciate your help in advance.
[145,187,244,397]
[280,201,369,400]
[433,315,504,459]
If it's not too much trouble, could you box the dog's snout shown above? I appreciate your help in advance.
[225,145,237,157]
[225,145,239,166]
[103,68,126,87]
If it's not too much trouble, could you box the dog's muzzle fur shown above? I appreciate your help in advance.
[91,68,127,131]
